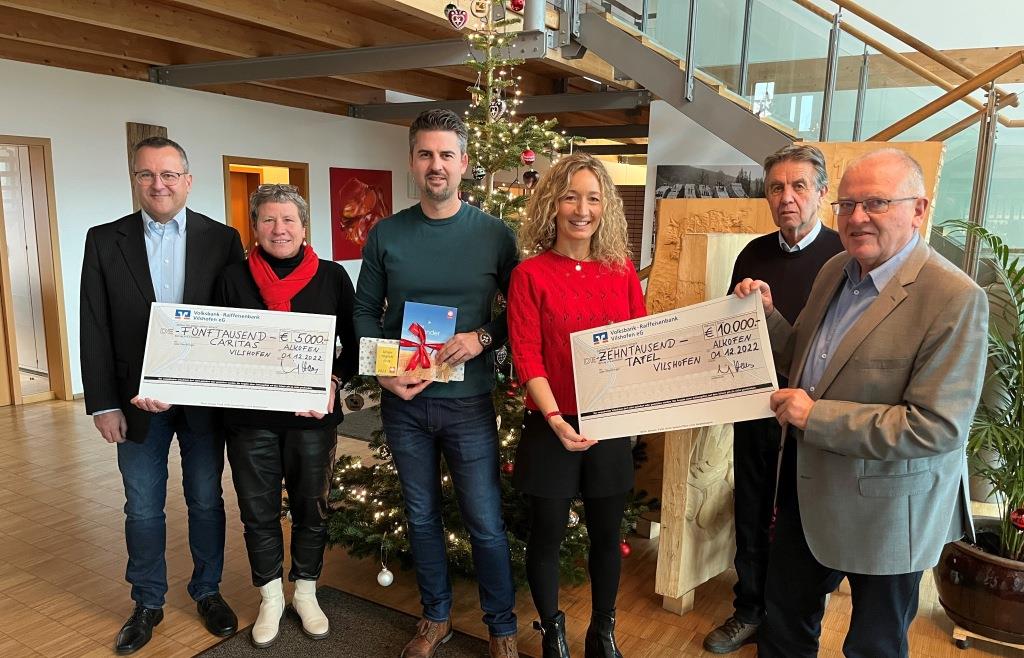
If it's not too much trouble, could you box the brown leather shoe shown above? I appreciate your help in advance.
[401,618,453,658]
[489,633,519,658]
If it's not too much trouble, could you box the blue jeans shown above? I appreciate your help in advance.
[116,407,226,608]
[381,392,517,637]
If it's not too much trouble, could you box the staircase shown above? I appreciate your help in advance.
[558,0,1024,264]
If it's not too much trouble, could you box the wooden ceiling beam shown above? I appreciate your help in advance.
[0,34,150,78]
[0,5,386,104]
[0,0,467,99]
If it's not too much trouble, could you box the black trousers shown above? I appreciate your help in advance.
[525,493,628,621]
[758,447,923,658]
[226,426,338,586]
[730,416,781,624]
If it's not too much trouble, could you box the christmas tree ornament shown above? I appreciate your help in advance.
[447,5,469,29]
[567,510,580,527]
[473,164,487,180]
[495,345,509,365]
[470,0,489,18]
[521,148,536,165]
[619,539,632,558]
[523,169,540,189]
[501,462,515,475]
[510,0,526,11]
[489,98,507,120]
[1012,507,1024,530]
[344,393,364,412]
[377,566,394,587]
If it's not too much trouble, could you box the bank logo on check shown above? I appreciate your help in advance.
[592,331,609,345]
[174,309,192,320]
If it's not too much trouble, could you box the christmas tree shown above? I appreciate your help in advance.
[327,0,649,587]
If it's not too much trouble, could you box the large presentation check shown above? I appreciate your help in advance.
[571,293,778,440]
[138,303,336,413]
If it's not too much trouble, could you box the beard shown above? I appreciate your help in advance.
[420,172,455,203]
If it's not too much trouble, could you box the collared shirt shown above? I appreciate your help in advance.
[778,219,823,253]
[142,208,187,304]
[799,234,919,394]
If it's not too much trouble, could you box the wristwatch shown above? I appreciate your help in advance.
[475,327,494,349]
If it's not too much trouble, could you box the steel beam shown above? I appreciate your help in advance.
[575,12,791,163]
[819,10,843,141]
[350,90,652,121]
[152,31,547,87]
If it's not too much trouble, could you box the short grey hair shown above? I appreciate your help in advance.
[249,184,310,228]
[763,143,828,191]
[409,109,468,154]
[846,147,926,196]
[132,136,189,172]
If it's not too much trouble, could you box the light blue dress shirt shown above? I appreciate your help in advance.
[777,219,823,253]
[799,234,919,394]
[142,208,187,304]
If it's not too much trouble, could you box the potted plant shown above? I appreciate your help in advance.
[932,219,1024,646]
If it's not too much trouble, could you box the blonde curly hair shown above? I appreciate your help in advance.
[518,153,630,267]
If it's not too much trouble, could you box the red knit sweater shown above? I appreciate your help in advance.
[508,250,647,414]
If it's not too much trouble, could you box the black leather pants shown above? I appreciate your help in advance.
[226,426,337,586]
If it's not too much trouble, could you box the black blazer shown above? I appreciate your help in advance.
[80,209,245,443]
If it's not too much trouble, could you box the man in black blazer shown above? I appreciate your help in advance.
[80,137,244,654]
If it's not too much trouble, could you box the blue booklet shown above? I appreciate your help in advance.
[398,301,462,382]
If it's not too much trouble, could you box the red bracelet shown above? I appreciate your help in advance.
[544,410,562,420]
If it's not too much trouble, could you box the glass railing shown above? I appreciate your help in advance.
[566,0,1024,257]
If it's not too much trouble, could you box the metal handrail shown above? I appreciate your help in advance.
[869,51,1024,141]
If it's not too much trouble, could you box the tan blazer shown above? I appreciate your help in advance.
[767,239,988,575]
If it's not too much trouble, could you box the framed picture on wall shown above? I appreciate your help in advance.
[330,167,393,260]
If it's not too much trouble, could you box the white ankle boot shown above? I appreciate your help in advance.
[251,578,285,648]
[292,579,329,639]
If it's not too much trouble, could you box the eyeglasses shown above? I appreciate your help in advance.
[256,183,300,193]
[133,171,187,186]
[831,197,917,215]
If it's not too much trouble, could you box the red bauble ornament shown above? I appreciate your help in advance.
[521,148,536,165]
[1011,507,1024,530]
[510,0,526,11]
[501,462,515,475]
[619,540,632,558]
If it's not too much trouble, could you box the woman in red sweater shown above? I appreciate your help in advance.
[508,153,646,657]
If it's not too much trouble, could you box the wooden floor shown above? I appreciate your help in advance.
[0,400,1016,657]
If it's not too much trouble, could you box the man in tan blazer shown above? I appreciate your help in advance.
[735,148,988,658]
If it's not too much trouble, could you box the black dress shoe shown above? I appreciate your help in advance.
[197,592,238,637]
[115,605,163,655]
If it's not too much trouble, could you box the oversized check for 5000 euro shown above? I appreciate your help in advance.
[570,293,778,440]
[137,303,336,413]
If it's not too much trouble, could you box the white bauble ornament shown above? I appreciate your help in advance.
[377,567,394,587]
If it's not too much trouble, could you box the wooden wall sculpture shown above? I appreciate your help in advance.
[646,141,945,615]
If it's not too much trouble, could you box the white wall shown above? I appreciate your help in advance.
[0,58,414,394]
[641,101,758,269]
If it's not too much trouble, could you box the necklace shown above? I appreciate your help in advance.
[550,246,590,271]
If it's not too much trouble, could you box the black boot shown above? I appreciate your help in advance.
[584,611,623,658]
[533,610,571,658]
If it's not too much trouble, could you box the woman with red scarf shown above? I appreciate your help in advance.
[214,184,356,647]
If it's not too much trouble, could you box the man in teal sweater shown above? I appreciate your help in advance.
[353,109,519,658]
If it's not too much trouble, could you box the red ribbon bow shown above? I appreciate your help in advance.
[399,323,444,371]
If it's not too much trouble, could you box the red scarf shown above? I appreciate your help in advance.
[247,244,319,311]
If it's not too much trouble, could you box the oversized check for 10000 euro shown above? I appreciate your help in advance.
[137,303,336,413]
[570,293,779,440]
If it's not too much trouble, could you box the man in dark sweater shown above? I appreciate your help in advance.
[353,109,519,658]
[704,144,843,654]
